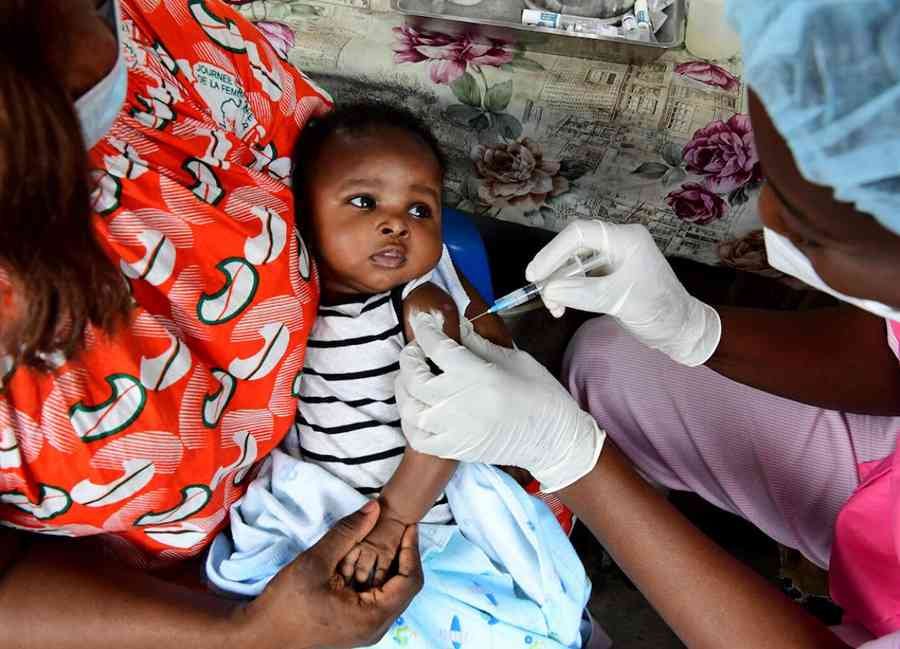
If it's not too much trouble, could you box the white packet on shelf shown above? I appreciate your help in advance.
[649,0,674,32]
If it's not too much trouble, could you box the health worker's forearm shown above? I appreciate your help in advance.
[707,304,900,415]
[0,529,257,649]
[558,442,849,649]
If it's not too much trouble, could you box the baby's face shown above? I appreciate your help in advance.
[303,127,444,301]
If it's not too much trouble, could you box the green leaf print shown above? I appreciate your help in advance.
[509,54,545,71]
[632,162,670,180]
[446,104,483,127]
[493,113,523,139]
[450,72,482,108]
[484,80,513,113]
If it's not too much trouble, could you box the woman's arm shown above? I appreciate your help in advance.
[0,503,422,649]
[528,220,900,414]
[558,443,849,649]
[0,528,237,649]
[395,315,851,648]
[709,305,900,415]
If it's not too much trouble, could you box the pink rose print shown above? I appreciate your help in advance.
[716,230,782,277]
[675,61,740,92]
[717,230,806,287]
[254,21,295,59]
[683,113,761,194]
[392,26,513,85]
[472,139,569,212]
[666,183,728,224]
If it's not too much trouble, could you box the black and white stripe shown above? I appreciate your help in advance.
[288,268,467,524]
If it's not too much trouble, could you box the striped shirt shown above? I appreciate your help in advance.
[285,248,469,524]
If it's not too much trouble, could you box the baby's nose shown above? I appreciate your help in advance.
[380,217,409,238]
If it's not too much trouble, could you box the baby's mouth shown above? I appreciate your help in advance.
[370,245,407,269]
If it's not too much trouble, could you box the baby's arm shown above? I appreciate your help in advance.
[341,278,519,586]
[340,283,460,587]
[380,282,463,515]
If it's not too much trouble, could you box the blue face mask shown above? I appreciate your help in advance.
[75,0,127,148]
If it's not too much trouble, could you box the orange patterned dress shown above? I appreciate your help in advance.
[0,0,330,566]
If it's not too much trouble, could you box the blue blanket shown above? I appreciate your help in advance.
[206,450,591,648]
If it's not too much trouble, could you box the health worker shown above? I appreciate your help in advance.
[395,1,900,646]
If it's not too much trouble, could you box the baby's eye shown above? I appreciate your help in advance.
[409,204,432,219]
[349,195,375,210]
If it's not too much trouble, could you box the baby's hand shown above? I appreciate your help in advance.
[340,508,408,587]
[500,466,534,487]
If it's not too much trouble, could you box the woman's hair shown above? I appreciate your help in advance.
[291,101,446,201]
[0,1,132,370]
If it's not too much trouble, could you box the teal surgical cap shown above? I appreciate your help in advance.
[728,0,900,234]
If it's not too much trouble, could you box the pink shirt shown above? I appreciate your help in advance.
[829,320,900,646]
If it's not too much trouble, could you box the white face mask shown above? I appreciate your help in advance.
[74,0,127,148]
[763,227,900,321]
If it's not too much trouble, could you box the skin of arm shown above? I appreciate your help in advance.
[0,528,238,649]
[0,503,422,649]
[709,93,900,417]
[558,443,851,649]
[343,275,514,586]
[708,304,900,415]
[389,276,515,522]
[341,283,462,586]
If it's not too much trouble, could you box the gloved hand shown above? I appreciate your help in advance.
[395,312,604,492]
[526,220,721,367]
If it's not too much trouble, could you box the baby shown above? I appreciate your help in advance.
[287,102,512,586]
[207,102,597,649]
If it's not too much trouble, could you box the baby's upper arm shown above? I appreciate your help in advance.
[402,283,461,344]
[458,274,514,348]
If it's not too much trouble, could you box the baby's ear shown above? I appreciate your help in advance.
[402,283,460,344]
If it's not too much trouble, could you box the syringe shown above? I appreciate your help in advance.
[471,252,607,321]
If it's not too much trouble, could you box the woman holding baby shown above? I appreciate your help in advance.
[0,1,418,647]
[1,0,896,648]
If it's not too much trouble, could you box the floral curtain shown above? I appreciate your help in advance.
[225,0,789,281]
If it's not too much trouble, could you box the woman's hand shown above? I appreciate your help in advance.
[395,312,604,492]
[527,220,721,366]
[340,507,408,588]
[237,501,422,649]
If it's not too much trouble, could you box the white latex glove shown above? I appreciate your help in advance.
[395,311,604,492]
[526,220,721,367]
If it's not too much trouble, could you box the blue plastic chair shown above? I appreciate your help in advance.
[441,207,495,304]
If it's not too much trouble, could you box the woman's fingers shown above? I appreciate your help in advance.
[366,526,422,607]
[458,318,514,364]
[408,311,487,377]
[526,220,603,282]
[542,275,618,315]
[304,501,379,572]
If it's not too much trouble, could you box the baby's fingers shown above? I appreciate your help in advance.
[354,546,378,586]
[372,551,394,587]
[340,546,362,582]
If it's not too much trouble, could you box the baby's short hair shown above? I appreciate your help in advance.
[291,101,445,197]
